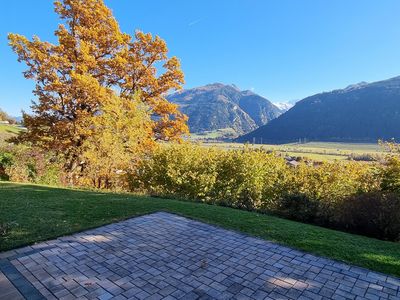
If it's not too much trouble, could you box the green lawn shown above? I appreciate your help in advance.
[0,124,22,134]
[1,182,399,277]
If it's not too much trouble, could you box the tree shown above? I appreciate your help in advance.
[0,110,9,122]
[80,93,154,189]
[8,0,188,174]
[379,140,400,194]
[0,109,16,124]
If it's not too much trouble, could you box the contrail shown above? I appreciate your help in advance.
[188,18,202,27]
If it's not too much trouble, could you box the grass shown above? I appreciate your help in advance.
[189,128,237,140]
[1,182,399,277]
[0,124,23,134]
[289,142,382,152]
[0,124,23,145]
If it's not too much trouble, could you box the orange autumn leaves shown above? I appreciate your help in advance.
[8,0,188,167]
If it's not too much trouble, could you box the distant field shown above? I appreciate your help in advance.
[202,141,386,161]
[189,128,237,140]
[286,142,382,152]
[0,124,23,144]
[0,124,22,134]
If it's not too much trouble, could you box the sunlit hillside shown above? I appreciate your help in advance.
[0,124,23,144]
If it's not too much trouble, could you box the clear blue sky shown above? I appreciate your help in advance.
[1,0,400,115]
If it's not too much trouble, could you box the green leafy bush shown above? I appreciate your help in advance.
[380,156,400,194]
[211,148,289,210]
[129,144,220,200]
[276,193,319,223]
[338,192,400,241]
[0,145,63,186]
[130,144,290,210]
[128,143,400,240]
[289,161,379,224]
[150,144,378,218]
[0,151,14,180]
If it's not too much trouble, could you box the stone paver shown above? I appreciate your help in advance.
[0,212,399,299]
[0,270,24,300]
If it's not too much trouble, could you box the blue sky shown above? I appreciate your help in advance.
[1,0,400,115]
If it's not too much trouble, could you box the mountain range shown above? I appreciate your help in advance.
[8,75,400,143]
[167,83,283,138]
[237,76,400,144]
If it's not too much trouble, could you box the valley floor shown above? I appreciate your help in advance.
[201,141,385,161]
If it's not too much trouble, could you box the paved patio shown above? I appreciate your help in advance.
[0,212,399,300]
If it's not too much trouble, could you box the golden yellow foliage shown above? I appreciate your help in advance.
[130,143,379,213]
[80,94,154,189]
[8,0,188,173]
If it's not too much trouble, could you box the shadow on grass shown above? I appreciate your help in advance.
[0,182,400,277]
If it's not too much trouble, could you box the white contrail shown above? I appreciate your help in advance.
[188,18,202,27]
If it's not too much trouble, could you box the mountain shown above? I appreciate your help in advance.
[168,83,283,138]
[273,99,298,112]
[13,116,23,123]
[237,76,400,144]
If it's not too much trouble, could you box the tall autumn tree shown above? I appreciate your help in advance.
[9,0,188,173]
[81,93,154,189]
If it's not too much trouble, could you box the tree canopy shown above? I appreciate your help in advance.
[8,0,188,174]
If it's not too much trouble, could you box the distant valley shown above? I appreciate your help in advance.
[171,76,400,143]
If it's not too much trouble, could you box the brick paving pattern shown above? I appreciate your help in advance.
[0,212,399,299]
[0,270,24,300]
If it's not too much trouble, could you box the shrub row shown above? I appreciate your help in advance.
[128,143,399,241]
